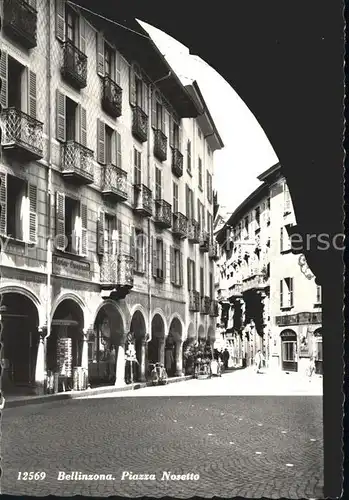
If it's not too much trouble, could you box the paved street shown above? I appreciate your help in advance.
[2,370,323,498]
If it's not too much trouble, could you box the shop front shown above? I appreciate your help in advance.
[280,329,298,372]
[314,328,323,375]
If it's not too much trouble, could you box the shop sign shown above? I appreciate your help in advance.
[53,255,91,280]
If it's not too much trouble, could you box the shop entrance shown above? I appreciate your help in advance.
[314,328,323,375]
[280,329,298,372]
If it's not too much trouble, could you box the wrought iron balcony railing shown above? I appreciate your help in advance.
[1,107,43,160]
[199,230,209,252]
[154,199,172,228]
[133,184,153,217]
[189,290,200,312]
[100,253,134,290]
[209,241,220,260]
[61,40,87,90]
[61,141,94,184]
[171,147,183,177]
[187,219,200,243]
[209,300,219,317]
[241,273,269,293]
[153,129,167,162]
[101,76,122,118]
[3,0,37,49]
[102,164,128,203]
[172,212,188,239]
[228,283,243,299]
[132,106,148,142]
[200,295,211,315]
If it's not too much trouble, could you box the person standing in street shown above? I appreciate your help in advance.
[307,355,315,382]
[254,349,264,374]
[223,348,230,370]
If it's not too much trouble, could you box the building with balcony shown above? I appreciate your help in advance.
[0,0,223,396]
[215,163,322,373]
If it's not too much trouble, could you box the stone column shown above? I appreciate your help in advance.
[139,339,147,382]
[175,341,183,376]
[81,329,89,372]
[158,339,165,364]
[35,327,46,395]
[115,343,126,387]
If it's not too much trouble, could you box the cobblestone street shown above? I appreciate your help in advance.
[2,371,323,498]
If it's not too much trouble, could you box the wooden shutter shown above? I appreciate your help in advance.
[27,70,37,119]
[55,0,65,42]
[152,237,157,277]
[115,131,122,168]
[280,280,283,308]
[170,246,175,284]
[178,121,182,152]
[185,184,189,218]
[162,243,166,280]
[115,52,121,85]
[161,106,166,134]
[142,82,148,114]
[80,203,87,256]
[129,65,136,106]
[151,91,157,128]
[55,192,65,251]
[79,105,87,146]
[197,199,201,227]
[97,208,105,255]
[96,32,105,77]
[0,172,7,235]
[80,17,86,53]
[289,278,294,306]
[130,226,136,259]
[56,89,66,142]
[169,115,174,147]
[97,119,106,164]
[0,51,8,109]
[27,183,37,244]
[193,261,196,290]
[187,257,191,291]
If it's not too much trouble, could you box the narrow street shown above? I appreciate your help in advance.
[2,369,323,498]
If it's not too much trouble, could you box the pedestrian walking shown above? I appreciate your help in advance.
[306,356,315,381]
[223,348,230,370]
[254,349,264,374]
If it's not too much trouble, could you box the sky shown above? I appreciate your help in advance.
[139,21,279,218]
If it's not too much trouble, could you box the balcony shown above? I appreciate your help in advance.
[172,212,188,239]
[188,219,200,243]
[228,283,243,300]
[171,147,183,177]
[3,0,37,49]
[61,40,87,90]
[189,290,200,312]
[132,106,148,142]
[241,273,269,293]
[153,129,167,161]
[102,164,128,203]
[209,241,220,260]
[217,288,229,303]
[100,253,134,296]
[200,296,211,315]
[154,199,172,228]
[61,141,94,185]
[0,107,43,160]
[199,230,209,252]
[101,76,122,118]
[133,184,153,217]
[209,300,219,317]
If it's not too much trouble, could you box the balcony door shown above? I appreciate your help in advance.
[65,5,78,45]
[104,215,117,256]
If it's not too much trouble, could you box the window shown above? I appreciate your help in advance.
[96,120,122,167]
[65,5,78,44]
[187,140,192,174]
[173,182,179,214]
[134,149,142,185]
[207,211,213,238]
[209,272,213,299]
[280,226,291,252]
[55,192,87,256]
[200,266,204,297]
[105,125,113,165]
[266,197,270,210]
[255,207,260,227]
[282,341,297,362]
[172,121,180,149]
[170,246,183,286]
[104,214,118,255]
[207,144,211,157]
[0,173,37,243]
[316,285,322,304]
[104,43,115,80]
[135,229,146,273]
[198,126,202,139]
[284,183,291,215]
[151,91,165,132]
[7,56,24,109]
[207,171,212,203]
[280,278,294,308]
[186,185,194,220]
[56,91,86,146]
[187,258,196,291]
[198,157,203,190]
[153,238,166,280]
[155,166,162,200]
[244,216,249,239]
[156,101,163,130]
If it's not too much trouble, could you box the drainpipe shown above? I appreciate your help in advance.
[147,84,152,345]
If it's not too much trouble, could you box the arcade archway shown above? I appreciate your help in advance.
[1,292,40,395]
[198,324,206,345]
[165,317,183,377]
[148,313,165,365]
[182,322,196,375]
[128,310,147,383]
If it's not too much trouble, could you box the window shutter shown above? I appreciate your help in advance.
[169,115,174,147]
[115,131,122,168]
[280,227,283,252]
[56,89,66,142]
[193,262,196,290]
[130,226,136,259]
[27,69,37,119]
[152,237,157,277]
[129,65,136,106]
[178,121,182,152]
[151,91,157,128]
[115,52,121,86]
[142,82,148,114]
[179,251,183,286]
[0,172,7,235]
[55,192,66,251]
[185,184,189,218]
[0,51,8,109]
[97,208,105,255]
[96,32,105,77]
[97,118,106,164]
[289,278,294,306]
[280,280,283,308]
[197,199,201,227]
[187,257,191,291]
[170,246,175,284]
[161,106,166,134]
[111,218,118,255]
[55,0,65,42]
[27,183,38,243]
[79,17,86,53]
[80,203,87,256]
[79,105,87,146]
[162,243,166,280]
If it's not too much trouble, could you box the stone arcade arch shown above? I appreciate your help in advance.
[198,324,206,344]
[1,291,40,395]
[128,310,147,383]
[165,317,183,377]
[182,322,196,375]
[148,313,165,366]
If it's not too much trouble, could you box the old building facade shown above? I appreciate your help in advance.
[216,163,322,373]
[0,0,223,394]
